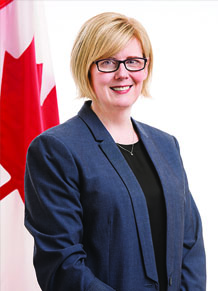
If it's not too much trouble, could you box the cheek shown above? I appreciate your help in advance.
[98,74,113,86]
[91,73,113,92]
[132,70,148,83]
[90,66,107,94]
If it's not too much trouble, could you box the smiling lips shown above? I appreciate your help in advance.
[110,85,132,93]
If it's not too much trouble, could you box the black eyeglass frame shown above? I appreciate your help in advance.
[93,57,148,73]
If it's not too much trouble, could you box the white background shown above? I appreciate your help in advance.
[44,1,218,289]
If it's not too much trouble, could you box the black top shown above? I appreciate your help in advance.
[117,140,167,290]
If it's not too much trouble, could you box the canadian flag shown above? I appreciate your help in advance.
[0,0,59,290]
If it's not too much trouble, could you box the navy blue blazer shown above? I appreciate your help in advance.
[25,101,206,291]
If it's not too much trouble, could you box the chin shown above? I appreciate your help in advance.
[116,95,138,106]
[113,100,136,110]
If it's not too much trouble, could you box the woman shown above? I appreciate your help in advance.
[25,12,206,291]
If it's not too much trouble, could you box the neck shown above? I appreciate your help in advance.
[91,101,138,144]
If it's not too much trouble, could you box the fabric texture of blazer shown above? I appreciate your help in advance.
[25,101,206,291]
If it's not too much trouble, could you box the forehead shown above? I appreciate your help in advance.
[111,37,143,58]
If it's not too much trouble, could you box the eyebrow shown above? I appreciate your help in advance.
[107,56,143,60]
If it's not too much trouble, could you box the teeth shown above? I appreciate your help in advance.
[112,86,130,91]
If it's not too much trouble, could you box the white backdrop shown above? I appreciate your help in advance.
[44,1,218,289]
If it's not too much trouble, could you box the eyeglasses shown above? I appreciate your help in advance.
[93,57,147,73]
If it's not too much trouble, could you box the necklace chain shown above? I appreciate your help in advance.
[117,129,135,156]
[117,143,134,156]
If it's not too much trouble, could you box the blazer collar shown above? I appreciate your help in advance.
[78,101,175,281]
[78,100,112,142]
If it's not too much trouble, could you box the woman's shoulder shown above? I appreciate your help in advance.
[133,119,175,142]
[29,115,87,151]
[133,119,182,156]
[44,116,81,136]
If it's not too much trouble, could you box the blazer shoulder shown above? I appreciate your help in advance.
[28,115,89,154]
[134,120,175,142]
[42,115,82,137]
[134,120,181,157]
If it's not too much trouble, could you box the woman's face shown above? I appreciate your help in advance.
[90,37,148,113]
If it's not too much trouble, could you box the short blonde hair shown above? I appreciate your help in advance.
[70,12,153,99]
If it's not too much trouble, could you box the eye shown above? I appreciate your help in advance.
[126,59,140,65]
[100,59,116,66]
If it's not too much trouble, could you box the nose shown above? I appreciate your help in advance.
[114,63,129,79]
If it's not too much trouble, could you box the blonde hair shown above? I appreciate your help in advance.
[70,12,153,99]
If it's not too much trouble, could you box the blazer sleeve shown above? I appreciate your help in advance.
[173,138,206,290]
[24,134,115,291]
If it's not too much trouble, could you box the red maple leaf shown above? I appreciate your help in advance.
[0,38,59,202]
[0,0,13,9]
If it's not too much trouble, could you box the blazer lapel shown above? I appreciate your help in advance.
[133,120,180,278]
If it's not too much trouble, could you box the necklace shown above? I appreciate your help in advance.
[117,129,135,156]
[117,143,134,156]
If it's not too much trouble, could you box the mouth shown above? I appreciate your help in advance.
[110,85,132,92]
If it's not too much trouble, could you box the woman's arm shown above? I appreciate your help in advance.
[24,133,115,291]
[180,176,206,290]
[173,137,206,290]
